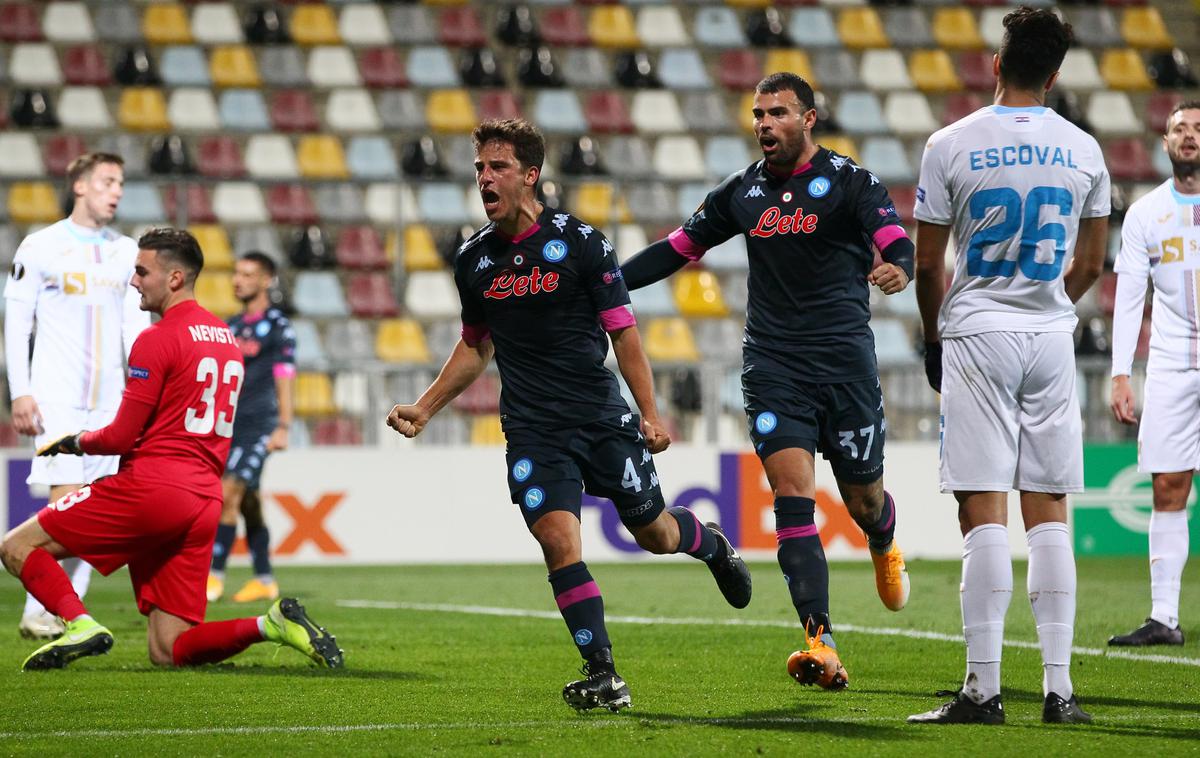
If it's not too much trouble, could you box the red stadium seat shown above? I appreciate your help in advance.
[266,184,318,225]
[43,135,89,176]
[1097,271,1118,315]
[888,185,917,225]
[583,91,633,133]
[311,417,363,445]
[347,272,400,318]
[439,7,487,47]
[1146,91,1182,134]
[0,424,19,447]
[336,225,389,270]
[478,90,522,121]
[942,92,986,126]
[163,184,217,224]
[63,45,112,86]
[360,47,407,89]
[717,50,763,92]
[0,3,42,41]
[452,373,500,414]
[270,90,320,133]
[1106,138,1157,181]
[541,7,590,46]
[196,136,246,178]
[957,51,996,92]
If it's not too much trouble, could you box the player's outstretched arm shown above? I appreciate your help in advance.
[609,326,670,454]
[620,238,690,291]
[73,397,156,456]
[915,221,951,392]
[1063,216,1109,303]
[387,338,494,438]
[36,432,83,456]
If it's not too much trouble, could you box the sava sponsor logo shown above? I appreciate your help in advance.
[748,207,819,238]
[483,267,560,299]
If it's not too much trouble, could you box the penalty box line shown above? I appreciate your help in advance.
[337,600,1200,669]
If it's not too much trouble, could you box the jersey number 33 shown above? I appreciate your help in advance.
[184,356,244,438]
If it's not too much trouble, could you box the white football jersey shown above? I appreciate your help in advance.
[1113,180,1200,374]
[915,105,1111,338]
[4,219,150,410]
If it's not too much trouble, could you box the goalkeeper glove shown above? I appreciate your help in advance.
[923,342,942,393]
[37,433,83,457]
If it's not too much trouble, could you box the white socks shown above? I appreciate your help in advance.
[1149,509,1189,629]
[23,558,92,617]
[961,524,1011,704]
[1026,522,1076,700]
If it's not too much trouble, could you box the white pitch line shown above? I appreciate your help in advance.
[337,600,1200,668]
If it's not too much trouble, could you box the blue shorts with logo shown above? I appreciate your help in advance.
[742,347,886,484]
[225,425,273,490]
[505,414,665,530]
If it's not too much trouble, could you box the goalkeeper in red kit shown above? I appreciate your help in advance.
[0,228,342,671]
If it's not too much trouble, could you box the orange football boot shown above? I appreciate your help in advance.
[871,542,910,611]
[786,625,849,691]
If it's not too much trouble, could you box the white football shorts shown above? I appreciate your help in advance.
[1138,369,1200,473]
[28,403,119,489]
[940,331,1083,494]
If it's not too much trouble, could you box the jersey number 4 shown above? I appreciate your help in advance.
[967,186,1072,281]
[185,357,244,437]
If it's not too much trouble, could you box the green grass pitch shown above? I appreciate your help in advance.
[0,558,1196,755]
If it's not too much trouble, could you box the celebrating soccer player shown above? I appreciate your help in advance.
[387,118,752,712]
[0,228,341,672]
[621,73,914,691]
[1107,101,1200,649]
[908,8,1109,725]
[4,152,151,640]
[207,252,296,604]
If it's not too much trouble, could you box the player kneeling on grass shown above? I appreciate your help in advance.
[0,228,342,672]
[388,118,752,713]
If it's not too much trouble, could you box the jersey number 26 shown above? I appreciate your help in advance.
[967,186,1072,281]
[185,357,244,437]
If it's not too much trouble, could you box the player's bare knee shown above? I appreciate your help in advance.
[631,523,674,555]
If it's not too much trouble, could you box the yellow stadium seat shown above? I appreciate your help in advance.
[470,415,506,446]
[403,225,442,271]
[764,50,817,89]
[209,45,260,88]
[189,225,233,271]
[8,183,60,224]
[376,318,431,364]
[1100,49,1154,91]
[1121,8,1173,50]
[143,4,192,44]
[589,6,640,48]
[644,318,700,362]
[724,0,769,7]
[422,0,467,6]
[425,89,477,134]
[818,136,860,164]
[909,50,962,93]
[295,372,337,417]
[118,88,170,132]
[931,8,983,51]
[289,4,341,46]
[575,182,615,227]
[738,92,757,133]
[837,8,889,50]
[296,135,349,179]
[674,270,730,318]
[194,273,240,319]
[385,230,401,266]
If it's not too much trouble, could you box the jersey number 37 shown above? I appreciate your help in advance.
[185,357,244,438]
[967,186,1072,282]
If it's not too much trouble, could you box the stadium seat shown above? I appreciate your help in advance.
[1101,49,1154,90]
[189,224,233,270]
[653,137,705,181]
[581,91,632,134]
[820,135,860,163]
[347,272,400,318]
[297,135,349,180]
[290,225,337,270]
[659,49,711,90]
[630,91,685,134]
[314,183,364,224]
[495,4,538,46]
[378,91,427,132]
[909,50,961,92]
[7,183,58,223]
[628,279,676,317]
[266,183,317,224]
[838,91,888,135]
[365,183,418,226]
[885,7,934,48]
[705,136,752,179]
[308,46,360,88]
[168,88,220,131]
[336,225,388,270]
[764,50,816,87]
[478,90,523,122]
[160,46,209,87]
[1106,138,1157,181]
[57,87,113,129]
[339,3,391,46]
[1087,92,1141,135]
[426,89,477,133]
[888,185,918,224]
[813,50,862,92]
[1071,8,1122,48]
[838,8,889,49]
[861,137,915,183]
[112,45,159,85]
[533,90,587,134]
[43,2,94,43]
[143,4,192,45]
[787,8,840,49]
[311,417,363,446]
[197,137,245,181]
[290,319,327,370]
[259,47,308,87]
[232,226,282,266]
[192,3,242,44]
[539,6,588,46]
[293,271,349,318]
[589,6,639,47]
[643,318,700,361]
[638,6,688,46]
[1146,91,1183,133]
[719,51,765,94]
[10,44,63,87]
[605,136,653,178]
[1121,7,1172,49]
[573,182,616,227]
[212,181,268,224]
[931,8,983,50]
[326,88,381,132]
[117,88,170,131]
[290,4,340,46]
[0,2,41,42]
[95,134,147,177]
[694,6,746,48]
[0,134,43,177]
[858,50,913,92]
[270,90,320,132]
[209,45,260,88]
[404,271,460,320]
[559,48,609,88]
[453,373,501,415]
[93,4,140,44]
[407,47,458,88]
[461,50,506,88]
[387,5,436,45]
[953,50,994,92]
[884,92,938,136]
[418,184,469,225]
[360,47,407,89]
[246,135,299,179]
[696,234,746,274]
[469,415,505,446]
[518,45,566,88]
[376,319,431,364]
[626,182,674,223]
[674,270,729,318]
[295,373,337,418]
[1058,50,1104,91]
[42,135,88,177]
[942,91,985,126]
[681,92,732,134]
[332,372,369,417]
[439,6,486,47]
[194,272,240,318]
[62,45,110,86]
[872,318,916,366]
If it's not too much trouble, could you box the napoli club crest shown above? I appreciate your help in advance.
[542,240,568,262]
[808,177,831,198]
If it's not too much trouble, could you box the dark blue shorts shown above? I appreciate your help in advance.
[505,413,665,530]
[225,428,273,490]
[742,348,886,484]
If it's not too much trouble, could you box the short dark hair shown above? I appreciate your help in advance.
[239,250,277,277]
[1166,100,1200,132]
[755,72,815,112]
[471,118,545,172]
[66,152,124,195]
[998,7,1074,91]
[137,227,204,285]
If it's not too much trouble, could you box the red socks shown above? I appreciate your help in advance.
[20,548,87,621]
[172,617,264,666]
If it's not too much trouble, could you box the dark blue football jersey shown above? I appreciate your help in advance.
[675,147,907,381]
[454,205,634,431]
[228,307,295,433]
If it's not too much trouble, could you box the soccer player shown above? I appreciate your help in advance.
[1108,101,1200,648]
[0,228,341,672]
[387,118,752,712]
[620,72,913,691]
[907,8,1109,725]
[4,152,151,640]
[207,251,296,604]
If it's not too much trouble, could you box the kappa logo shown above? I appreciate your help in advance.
[745,185,766,199]
[577,224,594,239]
[552,213,570,232]
[475,255,494,272]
